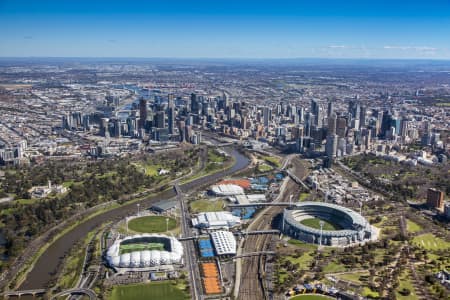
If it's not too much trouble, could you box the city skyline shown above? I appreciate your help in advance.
[1,0,450,59]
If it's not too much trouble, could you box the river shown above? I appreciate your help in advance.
[19,147,249,290]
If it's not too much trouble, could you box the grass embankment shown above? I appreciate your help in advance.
[190,199,226,213]
[55,226,103,290]
[109,281,189,300]
[11,201,120,289]
[127,216,177,233]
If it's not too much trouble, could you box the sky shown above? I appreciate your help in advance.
[1,0,450,59]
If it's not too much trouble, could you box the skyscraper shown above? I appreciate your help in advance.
[168,106,175,134]
[325,134,338,159]
[139,98,148,130]
[154,111,166,129]
[328,113,337,136]
[263,107,271,128]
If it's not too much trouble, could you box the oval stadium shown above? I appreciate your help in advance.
[106,234,183,268]
[282,202,374,247]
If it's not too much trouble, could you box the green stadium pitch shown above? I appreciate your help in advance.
[119,243,166,254]
[299,218,342,231]
[128,215,177,233]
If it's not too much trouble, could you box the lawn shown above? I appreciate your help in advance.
[109,281,189,300]
[127,216,177,233]
[336,271,369,284]
[208,149,226,163]
[299,192,310,201]
[322,261,346,273]
[258,163,274,172]
[362,287,380,298]
[300,218,341,231]
[287,239,318,250]
[262,156,281,167]
[285,252,315,267]
[406,219,422,233]
[290,295,334,300]
[412,233,450,251]
[190,199,225,213]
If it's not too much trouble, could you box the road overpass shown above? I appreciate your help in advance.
[3,289,46,298]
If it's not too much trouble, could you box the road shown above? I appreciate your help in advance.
[19,147,249,290]
[175,182,202,300]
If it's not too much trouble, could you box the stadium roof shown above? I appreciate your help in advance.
[210,231,236,256]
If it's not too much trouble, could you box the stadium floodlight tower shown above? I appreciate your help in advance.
[289,194,293,207]
[137,203,141,216]
[166,217,169,232]
[319,220,325,246]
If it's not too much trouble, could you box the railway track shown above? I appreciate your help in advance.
[237,156,309,300]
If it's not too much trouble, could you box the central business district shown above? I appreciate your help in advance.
[103,165,376,298]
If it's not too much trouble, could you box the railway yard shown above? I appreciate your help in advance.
[236,156,310,300]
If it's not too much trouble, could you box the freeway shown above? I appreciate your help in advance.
[19,147,249,290]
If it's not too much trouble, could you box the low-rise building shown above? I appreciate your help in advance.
[210,230,236,256]
[192,211,241,230]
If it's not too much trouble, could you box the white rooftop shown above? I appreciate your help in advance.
[210,184,244,196]
[210,231,237,256]
[192,211,241,229]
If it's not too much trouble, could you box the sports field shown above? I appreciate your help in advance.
[190,199,225,213]
[412,233,450,250]
[119,243,165,254]
[290,294,334,300]
[300,218,341,231]
[128,216,177,233]
[109,281,189,300]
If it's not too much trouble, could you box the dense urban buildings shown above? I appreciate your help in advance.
[0,59,449,300]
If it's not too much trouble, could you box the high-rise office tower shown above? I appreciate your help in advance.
[263,107,271,127]
[154,111,165,129]
[168,107,175,134]
[190,93,198,114]
[325,134,338,158]
[327,100,334,117]
[336,116,347,138]
[139,98,148,130]
[311,99,320,116]
[380,110,393,138]
[427,188,444,210]
[168,93,175,109]
[359,105,367,128]
[328,113,337,136]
